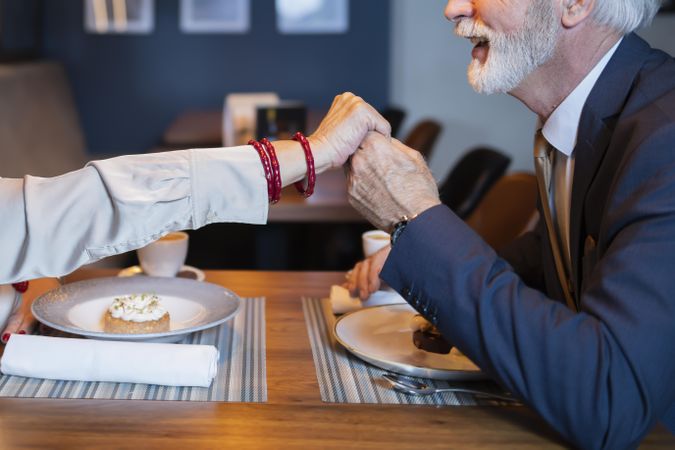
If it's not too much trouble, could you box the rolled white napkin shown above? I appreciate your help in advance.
[329,285,406,315]
[1,334,219,387]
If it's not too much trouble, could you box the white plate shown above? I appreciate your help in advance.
[334,304,486,380]
[32,277,240,343]
[118,265,205,282]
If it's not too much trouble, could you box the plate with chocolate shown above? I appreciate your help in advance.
[334,304,486,380]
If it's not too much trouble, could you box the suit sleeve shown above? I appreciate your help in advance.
[380,126,675,449]
[497,218,545,291]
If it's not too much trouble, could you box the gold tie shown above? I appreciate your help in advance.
[534,130,577,311]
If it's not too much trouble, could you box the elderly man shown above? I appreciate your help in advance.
[346,0,674,448]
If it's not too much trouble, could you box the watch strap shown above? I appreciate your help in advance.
[390,215,413,246]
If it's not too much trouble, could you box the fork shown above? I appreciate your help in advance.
[382,373,519,403]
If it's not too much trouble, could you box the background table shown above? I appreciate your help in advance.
[268,170,363,223]
[0,270,673,449]
[160,110,367,271]
[184,171,368,270]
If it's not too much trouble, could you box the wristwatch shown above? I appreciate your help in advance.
[390,214,416,247]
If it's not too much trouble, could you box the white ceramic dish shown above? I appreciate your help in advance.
[118,265,205,282]
[334,303,486,380]
[32,277,240,343]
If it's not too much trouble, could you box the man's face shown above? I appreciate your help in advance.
[446,0,561,94]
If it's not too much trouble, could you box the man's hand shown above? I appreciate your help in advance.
[347,133,441,232]
[310,93,391,168]
[345,245,391,301]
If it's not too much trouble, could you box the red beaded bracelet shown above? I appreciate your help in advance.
[12,281,29,293]
[249,139,274,203]
[292,132,316,198]
[260,138,282,204]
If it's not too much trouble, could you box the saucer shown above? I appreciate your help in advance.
[118,265,205,282]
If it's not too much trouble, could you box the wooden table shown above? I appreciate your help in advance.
[162,110,363,224]
[269,170,363,223]
[1,270,673,449]
[162,109,325,150]
[162,110,224,149]
[162,110,366,269]
[185,169,365,270]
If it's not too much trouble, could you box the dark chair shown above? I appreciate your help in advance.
[380,107,406,138]
[403,119,442,160]
[466,172,539,251]
[438,147,511,219]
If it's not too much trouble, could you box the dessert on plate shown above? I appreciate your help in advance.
[104,293,170,334]
[410,314,453,354]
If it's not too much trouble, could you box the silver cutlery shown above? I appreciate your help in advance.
[382,373,519,403]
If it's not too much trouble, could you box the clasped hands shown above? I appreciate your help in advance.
[314,93,441,301]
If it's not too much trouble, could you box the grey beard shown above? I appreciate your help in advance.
[459,2,560,94]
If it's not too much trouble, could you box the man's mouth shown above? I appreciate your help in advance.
[469,36,490,63]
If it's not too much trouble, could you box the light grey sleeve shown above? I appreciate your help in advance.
[0,147,267,283]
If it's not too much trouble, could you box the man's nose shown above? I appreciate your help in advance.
[445,0,474,22]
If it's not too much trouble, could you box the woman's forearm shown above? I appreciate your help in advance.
[272,136,333,187]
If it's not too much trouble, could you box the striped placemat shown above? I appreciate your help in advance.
[302,297,513,406]
[0,297,266,402]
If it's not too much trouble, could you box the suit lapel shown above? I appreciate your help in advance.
[569,114,611,298]
[569,34,653,298]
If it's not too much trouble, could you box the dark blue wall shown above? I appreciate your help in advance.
[2,0,41,52]
[41,0,390,154]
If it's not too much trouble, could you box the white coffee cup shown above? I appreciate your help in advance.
[362,230,391,258]
[0,284,22,331]
[137,231,189,277]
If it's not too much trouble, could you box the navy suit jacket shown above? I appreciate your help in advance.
[382,34,675,449]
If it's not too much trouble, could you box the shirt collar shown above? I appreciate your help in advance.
[542,38,623,156]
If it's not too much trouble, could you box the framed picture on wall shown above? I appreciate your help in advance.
[180,0,250,33]
[84,0,154,34]
[276,0,349,34]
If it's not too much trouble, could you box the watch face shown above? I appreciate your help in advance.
[391,220,409,246]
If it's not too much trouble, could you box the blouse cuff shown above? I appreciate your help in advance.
[189,146,269,228]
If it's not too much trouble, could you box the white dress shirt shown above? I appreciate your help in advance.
[541,38,622,273]
[0,147,268,283]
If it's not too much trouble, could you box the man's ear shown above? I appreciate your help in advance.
[561,0,595,28]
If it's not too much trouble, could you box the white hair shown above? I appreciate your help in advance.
[592,0,662,34]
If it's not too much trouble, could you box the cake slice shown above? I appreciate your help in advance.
[410,314,453,354]
[104,293,170,334]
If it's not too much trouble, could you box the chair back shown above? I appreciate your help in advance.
[380,107,406,138]
[466,172,539,251]
[438,147,511,219]
[0,62,87,177]
[403,119,442,160]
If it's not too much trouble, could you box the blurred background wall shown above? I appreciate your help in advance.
[38,0,390,154]
[389,0,675,180]
[1,0,673,174]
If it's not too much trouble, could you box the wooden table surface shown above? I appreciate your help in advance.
[1,270,673,449]
[162,110,224,149]
[269,169,364,223]
[162,110,363,224]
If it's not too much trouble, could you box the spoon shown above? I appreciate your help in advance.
[382,373,518,403]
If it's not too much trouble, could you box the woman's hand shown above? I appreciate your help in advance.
[1,278,60,343]
[344,245,391,301]
[310,93,391,168]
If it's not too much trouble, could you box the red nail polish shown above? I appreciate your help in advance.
[2,333,10,343]
[17,330,26,335]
